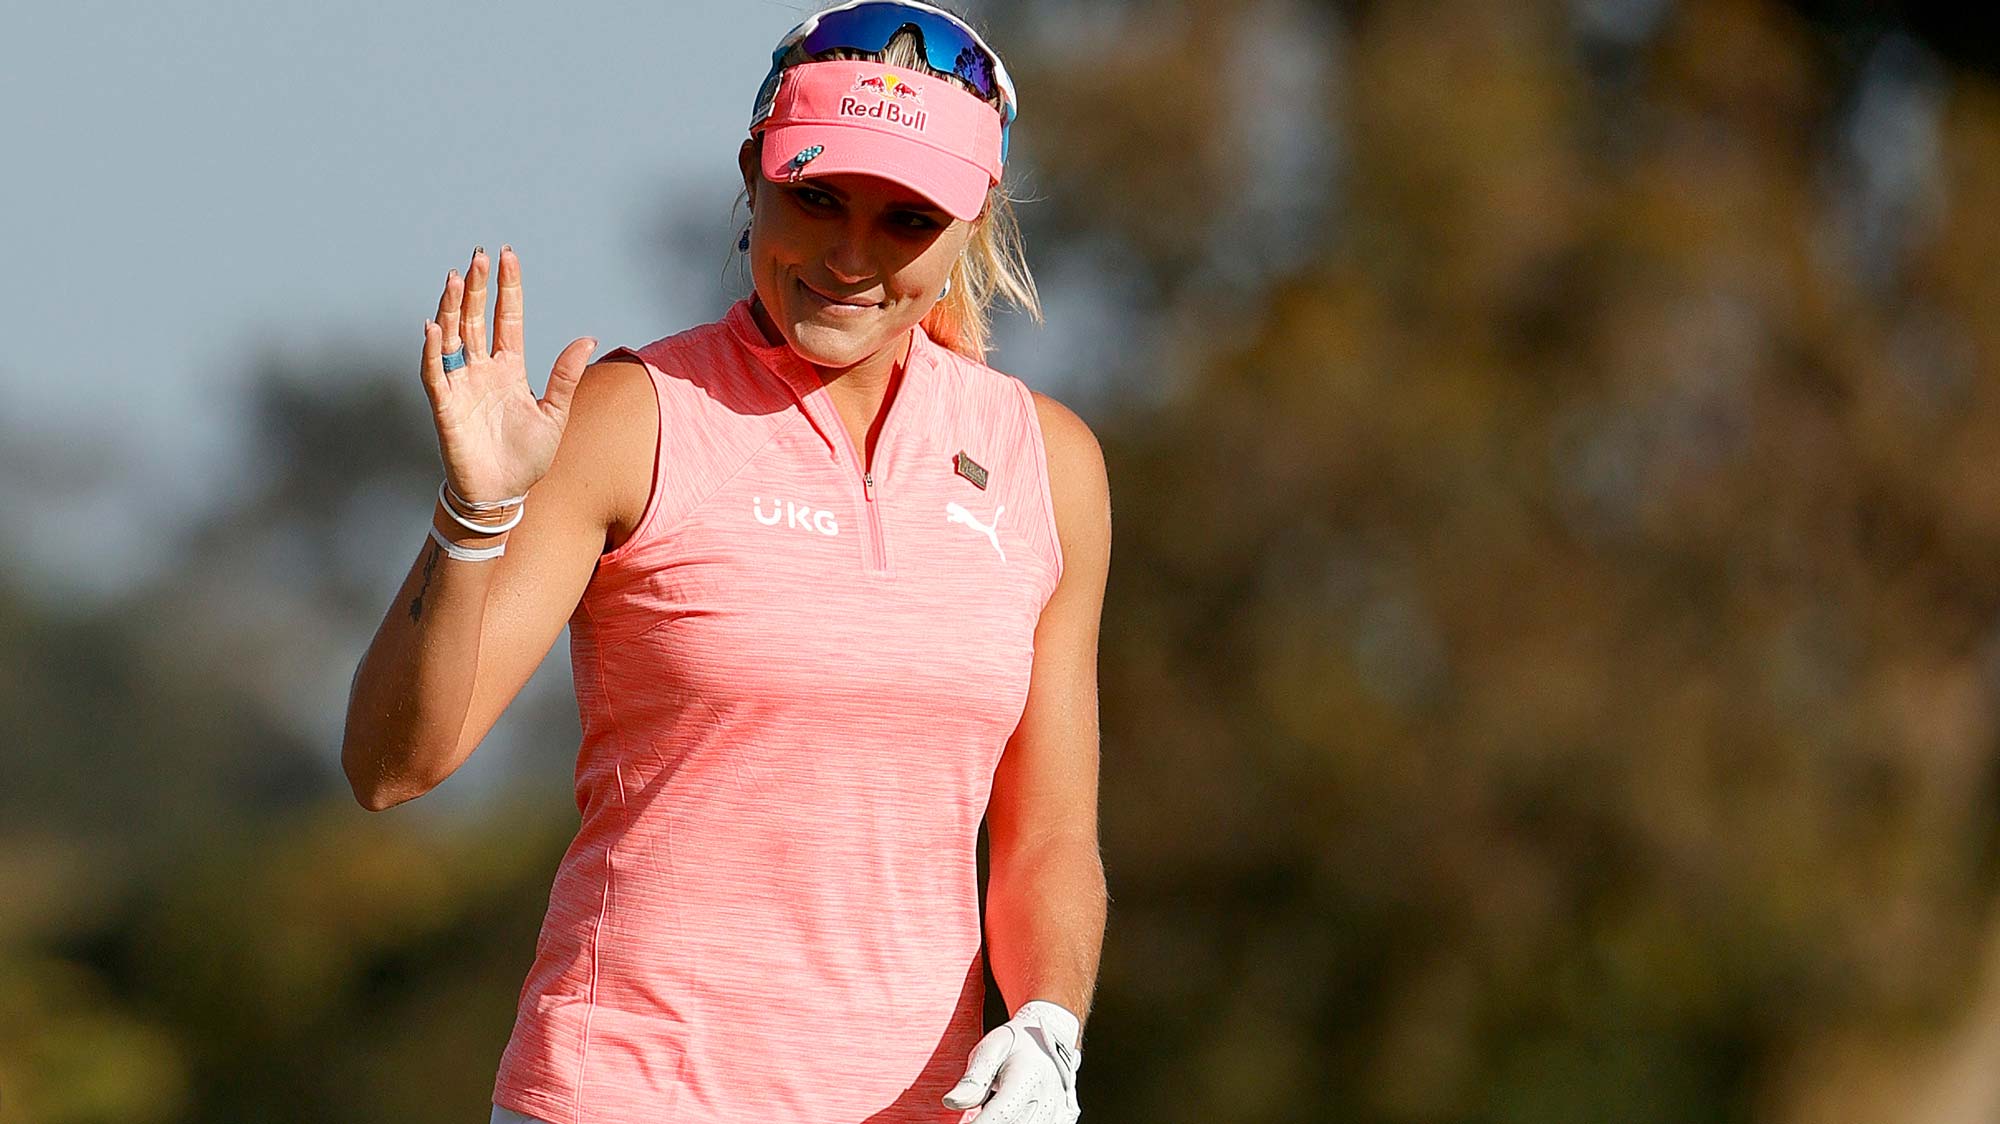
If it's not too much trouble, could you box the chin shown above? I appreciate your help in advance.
[786,319,880,367]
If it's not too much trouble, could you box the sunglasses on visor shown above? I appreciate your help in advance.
[751,0,1018,160]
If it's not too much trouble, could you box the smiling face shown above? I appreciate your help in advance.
[738,138,977,372]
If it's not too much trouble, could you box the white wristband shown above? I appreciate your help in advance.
[444,479,530,511]
[437,480,525,535]
[428,523,506,562]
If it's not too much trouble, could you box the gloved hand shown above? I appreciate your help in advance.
[942,999,1083,1123]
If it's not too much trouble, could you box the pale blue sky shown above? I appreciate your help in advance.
[0,0,1162,806]
[0,0,1125,600]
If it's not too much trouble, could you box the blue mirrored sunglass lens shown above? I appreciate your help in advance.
[799,7,1002,101]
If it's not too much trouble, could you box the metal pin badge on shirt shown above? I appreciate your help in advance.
[953,450,989,490]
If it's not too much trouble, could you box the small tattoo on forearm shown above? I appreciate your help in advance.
[409,541,441,621]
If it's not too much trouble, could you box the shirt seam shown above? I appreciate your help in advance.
[592,349,804,576]
[569,595,625,1122]
[591,343,673,570]
[1014,376,1066,602]
[585,408,855,656]
[655,409,810,544]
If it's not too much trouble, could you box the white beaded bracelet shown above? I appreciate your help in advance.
[429,523,507,562]
[437,480,525,535]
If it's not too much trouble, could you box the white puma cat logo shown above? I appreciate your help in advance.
[944,500,1005,562]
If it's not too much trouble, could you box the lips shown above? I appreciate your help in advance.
[798,278,879,309]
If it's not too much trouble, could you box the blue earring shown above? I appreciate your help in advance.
[738,224,750,253]
[939,275,952,299]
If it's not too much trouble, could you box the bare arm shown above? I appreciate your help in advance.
[984,389,1113,1045]
[340,245,653,810]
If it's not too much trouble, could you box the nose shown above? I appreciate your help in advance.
[823,219,873,284]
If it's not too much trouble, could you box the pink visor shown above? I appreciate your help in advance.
[752,59,1004,222]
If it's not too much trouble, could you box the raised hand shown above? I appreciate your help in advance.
[420,245,599,504]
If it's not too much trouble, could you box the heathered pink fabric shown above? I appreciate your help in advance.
[491,298,1064,1124]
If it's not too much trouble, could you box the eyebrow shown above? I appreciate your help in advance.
[798,180,947,216]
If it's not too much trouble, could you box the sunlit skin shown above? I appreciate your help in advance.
[736,139,978,439]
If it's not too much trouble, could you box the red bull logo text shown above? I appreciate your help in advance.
[838,96,929,131]
[841,72,929,131]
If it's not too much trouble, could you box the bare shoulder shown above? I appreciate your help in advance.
[542,356,657,549]
[1028,388,1111,566]
[1029,388,1101,464]
[566,355,653,432]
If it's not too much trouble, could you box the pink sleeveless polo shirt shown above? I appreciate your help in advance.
[491,298,1065,1124]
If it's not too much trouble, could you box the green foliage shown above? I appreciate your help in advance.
[5,1,2000,1121]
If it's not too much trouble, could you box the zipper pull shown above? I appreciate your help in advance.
[863,471,875,501]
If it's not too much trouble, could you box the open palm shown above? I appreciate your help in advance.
[420,245,598,503]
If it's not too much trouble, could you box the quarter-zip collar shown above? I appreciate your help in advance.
[722,297,944,486]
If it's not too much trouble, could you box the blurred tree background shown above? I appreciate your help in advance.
[5,0,2000,1121]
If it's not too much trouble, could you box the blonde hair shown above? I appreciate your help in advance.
[735,8,1041,360]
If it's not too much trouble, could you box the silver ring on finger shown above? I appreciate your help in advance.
[441,345,467,372]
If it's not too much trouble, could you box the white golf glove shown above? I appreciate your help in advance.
[942,999,1083,1123]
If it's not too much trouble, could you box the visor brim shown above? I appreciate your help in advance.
[759,123,993,223]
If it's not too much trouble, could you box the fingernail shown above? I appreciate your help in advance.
[501,242,512,254]
[474,244,485,258]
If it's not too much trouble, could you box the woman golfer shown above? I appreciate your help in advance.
[341,3,1109,1121]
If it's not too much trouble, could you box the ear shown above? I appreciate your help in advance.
[738,138,760,202]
